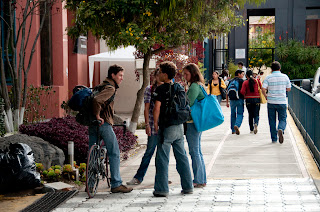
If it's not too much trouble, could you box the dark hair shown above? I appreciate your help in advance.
[235,69,244,77]
[220,69,228,78]
[160,61,176,79]
[271,61,281,71]
[238,61,244,66]
[108,64,124,79]
[183,63,205,85]
[151,68,160,94]
[246,70,255,92]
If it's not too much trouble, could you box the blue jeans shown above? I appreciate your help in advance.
[134,135,158,182]
[89,123,122,188]
[267,103,287,142]
[216,95,222,104]
[230,99,244,132]
[154,124,193,195]
[186,123,206,184]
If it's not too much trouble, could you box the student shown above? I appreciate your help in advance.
[262,61,291,143]
[207,71,227,104]
[183,63,207,188]
[153,61,193,197]
[127,69,163,185]
[226,70,245,135]
[240,70,262,134]
[238,61,247,79]
[90,64,133,193]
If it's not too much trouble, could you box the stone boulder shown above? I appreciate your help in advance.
[0,134,65,169]
[114,114,125,125]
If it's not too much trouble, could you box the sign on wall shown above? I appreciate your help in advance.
[235,49,246,59]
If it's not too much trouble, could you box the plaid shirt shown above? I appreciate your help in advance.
[144,85,157,135]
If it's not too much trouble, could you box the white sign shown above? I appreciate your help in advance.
[235,49,246,59]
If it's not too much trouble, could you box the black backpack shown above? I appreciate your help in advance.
[68,81,115,126]
[162,83,191,127]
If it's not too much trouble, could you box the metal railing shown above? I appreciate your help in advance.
[288,84,320,167]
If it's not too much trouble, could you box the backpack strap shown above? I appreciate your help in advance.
[218,77,222,89]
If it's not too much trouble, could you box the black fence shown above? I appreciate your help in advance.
[288,84,320,168]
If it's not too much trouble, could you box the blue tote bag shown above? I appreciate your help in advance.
[190,86,224,132]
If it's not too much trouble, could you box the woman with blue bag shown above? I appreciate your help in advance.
[183,63,207,188]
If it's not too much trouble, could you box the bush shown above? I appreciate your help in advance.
[19,116,138,163]
[276,39,320,79]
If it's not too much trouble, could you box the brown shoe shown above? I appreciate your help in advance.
[111,185,133,193]
[234,126,240,135]
[278,129,284,144]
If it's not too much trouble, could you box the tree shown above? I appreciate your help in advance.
[66,0,265,132]
[0,0,58,133]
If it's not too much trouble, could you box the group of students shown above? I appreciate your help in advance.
[90,60,291,197]
[126,62,207,197]
[223,61,291,141]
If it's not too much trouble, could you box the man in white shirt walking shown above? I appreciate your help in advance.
[262,61,291,144]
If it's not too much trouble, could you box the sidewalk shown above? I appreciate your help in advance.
[54,102,320,211]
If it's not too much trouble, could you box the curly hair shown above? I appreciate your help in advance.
[159,61,177,80]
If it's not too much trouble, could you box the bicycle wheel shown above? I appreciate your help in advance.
[86,145,100,198]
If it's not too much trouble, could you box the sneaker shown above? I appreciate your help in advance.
[232,131,236,134]
[250,131,254,134]
[153,191,168,197]
[278,129,284,144]
[254,124,258,134]
[234,126,240,135]
[111,185,133,193]
[126,178,141,185]
[181,190,193,194]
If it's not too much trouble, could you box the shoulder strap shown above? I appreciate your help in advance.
[218,77,222,88]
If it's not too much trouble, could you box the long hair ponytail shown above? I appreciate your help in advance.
[246,70,255,92]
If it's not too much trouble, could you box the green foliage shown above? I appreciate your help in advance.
[0,98,5,137]
[38,162,87,183]
[65,0,264,54]
[227,59,238,78]
[276,39,320,79]
[248,19,275,69]
[23,85,56,124]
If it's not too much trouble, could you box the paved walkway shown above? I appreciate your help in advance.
[54,102,320,211]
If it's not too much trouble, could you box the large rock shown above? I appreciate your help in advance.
[0,134,65,169]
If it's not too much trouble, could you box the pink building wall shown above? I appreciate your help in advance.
[19,1,99,119]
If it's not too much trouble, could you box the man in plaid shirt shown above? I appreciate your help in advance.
[127,69,162,185]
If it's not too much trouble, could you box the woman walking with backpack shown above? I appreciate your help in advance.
[240,70,262,134]
[183,63,207,188]
[207,71,227,104]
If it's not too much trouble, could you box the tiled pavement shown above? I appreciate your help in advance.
[54,178,320,212]
[54,103,320,212]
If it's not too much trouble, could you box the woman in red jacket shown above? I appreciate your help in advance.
[240,70,262,134]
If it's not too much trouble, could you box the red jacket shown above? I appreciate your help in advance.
[240,78,262,99]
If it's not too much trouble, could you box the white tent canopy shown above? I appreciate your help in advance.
[88,46,136,87]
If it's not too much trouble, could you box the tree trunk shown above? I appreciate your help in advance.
[128,50,152,133]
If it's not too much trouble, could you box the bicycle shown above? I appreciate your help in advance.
[86,120,127,198]
[86,120,111,198]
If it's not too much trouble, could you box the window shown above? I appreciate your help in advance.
[306,8,320,47]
